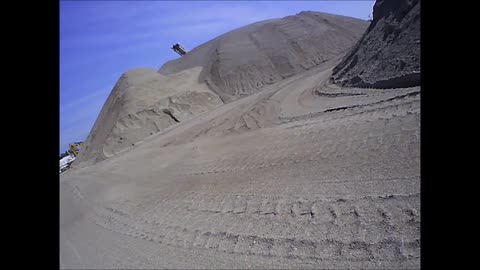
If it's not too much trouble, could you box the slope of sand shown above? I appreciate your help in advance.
[61,60,420,269]
[74,11,368,168]
[74,67,223,168]
[160,11,369,102]
[61,7,420,270]
[331,0,420,88]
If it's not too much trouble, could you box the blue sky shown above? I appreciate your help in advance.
[60,0,375,154]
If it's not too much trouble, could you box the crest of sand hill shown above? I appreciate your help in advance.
[74,11,369,167]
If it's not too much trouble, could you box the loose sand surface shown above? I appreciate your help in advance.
[61,9,419,269]
[61,58,420,269]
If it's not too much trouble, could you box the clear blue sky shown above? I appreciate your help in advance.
[60,0,375,154]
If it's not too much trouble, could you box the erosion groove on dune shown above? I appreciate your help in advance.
[322,91,420,113]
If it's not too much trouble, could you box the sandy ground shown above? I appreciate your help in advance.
[60,56,420,268]
[73,12,368,168]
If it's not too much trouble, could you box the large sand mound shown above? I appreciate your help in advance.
[61,3,420,268]
[74,67,223,168]
[74,11,368,168]
[331,0,420,88]
[160,11,368,102]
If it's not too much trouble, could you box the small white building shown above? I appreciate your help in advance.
[60,154,76,173]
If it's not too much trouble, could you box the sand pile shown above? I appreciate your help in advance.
[331,0,420,88]
[74,67,223,168]
[74,11,368,168]
[61,4,421,268]
[160,11,368,102]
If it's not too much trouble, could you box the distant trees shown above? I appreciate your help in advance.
[59,141,83,160]
[59,151,70,160]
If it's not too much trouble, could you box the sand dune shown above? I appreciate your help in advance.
[74,11,368,168]
[61,3,420,269]
[74,67,223,168]
[160,11,368,100]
